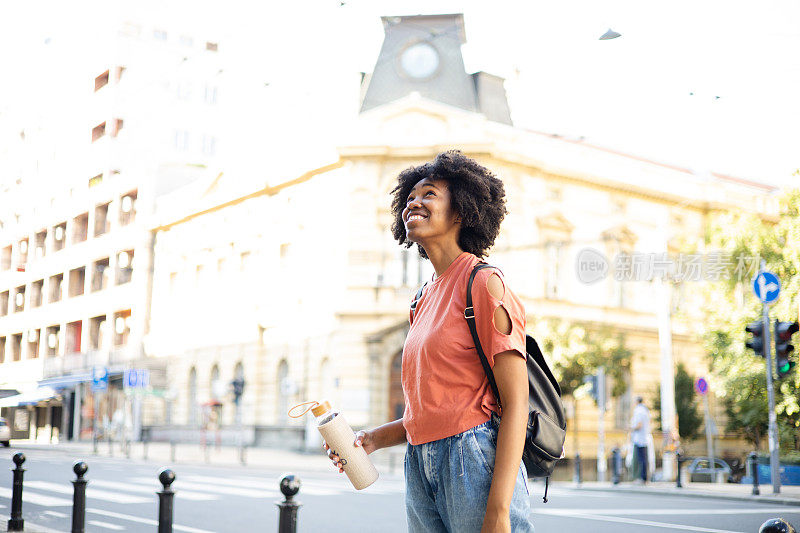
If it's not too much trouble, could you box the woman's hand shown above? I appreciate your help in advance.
[480,507,511,533]
[323,429,378,473]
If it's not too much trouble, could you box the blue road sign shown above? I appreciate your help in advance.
[753,271,780,304]
[124,369,150,389]
[92,367,108,391]
[695,377,708,396]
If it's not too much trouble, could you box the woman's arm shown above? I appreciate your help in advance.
[324,418,407,472]
[483,351,529,532]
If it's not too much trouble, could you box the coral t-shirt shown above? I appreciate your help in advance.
[402,251,527,445]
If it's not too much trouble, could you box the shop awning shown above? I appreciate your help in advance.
[38,374,92,389]
[0,387,59,407]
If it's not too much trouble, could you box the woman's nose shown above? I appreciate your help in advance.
[407,197,422,209]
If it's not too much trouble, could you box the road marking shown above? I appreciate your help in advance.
[536,509,743,532]
[575,508,800,516]
[0,512,65,533]
[25,480,150,504]
[88,520,125,531]
[87,508,214,533]
[90,479,218,501]
[43,510,69,518]
[0,486,72,506]
[131,477,278,498]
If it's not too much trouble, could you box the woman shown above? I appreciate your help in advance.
[326,151,534,532]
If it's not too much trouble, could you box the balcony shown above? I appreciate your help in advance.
[42,350,109,379]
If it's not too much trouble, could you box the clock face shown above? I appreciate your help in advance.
[399,42,440,79]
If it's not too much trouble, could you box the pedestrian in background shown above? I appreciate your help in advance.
[326,151,534,532]
[630,396,651,484]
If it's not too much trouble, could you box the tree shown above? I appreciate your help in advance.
[652,362,703,441]
[700,188,800,452]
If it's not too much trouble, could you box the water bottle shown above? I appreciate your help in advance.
[311,401,379,490]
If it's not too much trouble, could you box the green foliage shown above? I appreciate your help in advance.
[701,188,800,451]
[652,362,704,441]
[532,318,633,399]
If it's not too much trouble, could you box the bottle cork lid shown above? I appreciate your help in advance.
[311,401,331,417]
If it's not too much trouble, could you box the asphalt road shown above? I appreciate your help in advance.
[1,446,798,532]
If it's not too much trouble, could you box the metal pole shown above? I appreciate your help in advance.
[762,291,781,494]
[575,453,582,485]
[749,451,760,496]
[158,469,175,533]
[597,367,606,482]
[8,453,25,532]
[703,394,715,481]
[71,461,88,533]
[276,474,301,533]
[676,452,683,488]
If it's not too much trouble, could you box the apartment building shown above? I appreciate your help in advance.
[0,15,223,442]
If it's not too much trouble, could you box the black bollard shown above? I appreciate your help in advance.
[611,448,621,485]
[574,453,582,485]
[158,469,176,533]
[72,461,88,533]
[676,452,684,488]
[276,474,302,533]
[759,518,797,533]
[750,452,760,496]
[8,452,25,531]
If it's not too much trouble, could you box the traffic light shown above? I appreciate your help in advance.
[745,320,766,357]
[231,377,245,404]
[583,374,598,404]
[774,320,799,379]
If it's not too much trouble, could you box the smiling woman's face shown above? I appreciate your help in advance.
[401,177,461,247]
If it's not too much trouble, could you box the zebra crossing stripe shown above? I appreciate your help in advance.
[131,477,278,498]
[25,481,150,504]
[90,479,218,501]
[88,520,125,531]
[0,486,72,507]
[87,508,215,533]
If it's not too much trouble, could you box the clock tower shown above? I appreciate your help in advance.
[360,14,512,125]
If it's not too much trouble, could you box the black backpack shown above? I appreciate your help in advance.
[411,263,567,502]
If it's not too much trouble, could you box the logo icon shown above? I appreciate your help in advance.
[576,248,609,284]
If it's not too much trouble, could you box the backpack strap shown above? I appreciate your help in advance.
[410,282,428,320]
[465,263,503,410]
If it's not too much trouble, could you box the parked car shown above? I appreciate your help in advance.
[0,417,10,447]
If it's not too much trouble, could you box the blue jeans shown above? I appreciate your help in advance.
[635,445,648,482]
[404,419,535,532]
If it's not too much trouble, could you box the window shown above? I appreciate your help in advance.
[92,258,109,291]
[89,315,106,351]
[546,187,562,201]
[544,241,564,299]
[94,203,110,236]
[34,230,46,259]
[31,279,43,307]
[201,134,216,155]
[113,310,131,346]
[27,329,40,359]
[210,365,221,400]
[11,334,22,361]
[239,251,251,272]
[72,213,89,243]
[18,238,28,265]
[95,70,110,92]
[1,246,11,270]
[204,85,217,105]
[116,250,134,284]
[119,191,137,225]
[66,320,82,353]
[174,130,190,151]
[110,119,123,137]
[0,291,8,316]
[13,286,25,312]
[69,266,86,297]
[0,336,5,364]
[46,325,60,357]
[49,273,63,302]
[205,41,218,52]
[53,222,66,251]
[92,122,106,142]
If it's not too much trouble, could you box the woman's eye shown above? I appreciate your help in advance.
[425,191,434,196]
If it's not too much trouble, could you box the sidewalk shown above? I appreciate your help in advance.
[2,439,408,477]
[564,479,800,506]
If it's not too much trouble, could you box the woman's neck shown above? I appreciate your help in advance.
[425,243,465,278]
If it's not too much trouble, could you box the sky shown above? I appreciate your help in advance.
[1,0,798,188]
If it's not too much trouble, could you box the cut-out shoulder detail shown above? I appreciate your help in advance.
[493,303,512,335]
[486,272,505,300]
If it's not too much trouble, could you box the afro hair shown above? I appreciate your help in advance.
[390,151,507,259]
